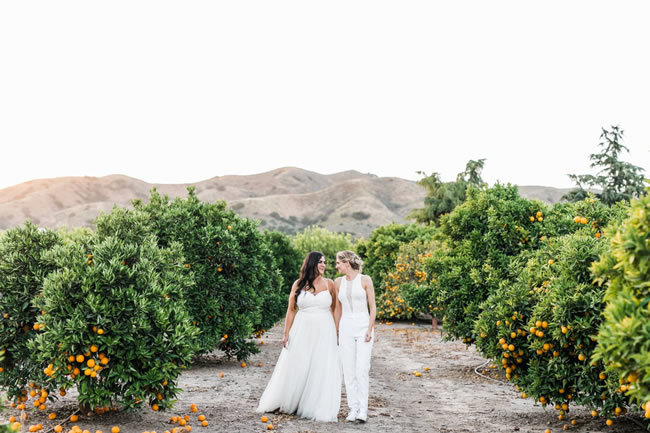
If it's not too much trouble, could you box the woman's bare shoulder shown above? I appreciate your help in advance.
[361,274,374,285]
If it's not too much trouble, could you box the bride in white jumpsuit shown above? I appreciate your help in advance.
[334,250,377,423]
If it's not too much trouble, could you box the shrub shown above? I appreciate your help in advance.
[134,188,283,359]
[293,225,353,280]
[351,211,371,221]
[0,222,62,401]
[592,190,650,414]
[30,208,199,411]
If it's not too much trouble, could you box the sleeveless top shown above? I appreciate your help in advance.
[338,273,369,317]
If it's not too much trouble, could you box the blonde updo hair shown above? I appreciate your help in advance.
[336,250,363,271]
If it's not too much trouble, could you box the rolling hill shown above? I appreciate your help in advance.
[0,168,575,238]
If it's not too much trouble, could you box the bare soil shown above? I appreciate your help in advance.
[2,322,647,433]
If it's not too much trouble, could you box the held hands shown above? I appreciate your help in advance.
[365,330,372,342]
[282,334,289,348]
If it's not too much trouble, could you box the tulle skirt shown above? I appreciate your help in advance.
[256,308,342,422]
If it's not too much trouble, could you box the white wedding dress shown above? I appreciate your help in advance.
[256,289,342,422]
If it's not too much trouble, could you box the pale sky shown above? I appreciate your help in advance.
[1,1,649,191]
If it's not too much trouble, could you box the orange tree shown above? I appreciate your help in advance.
[134,188,283,359]
[377,238,439,320]
[522,231,628,421]
[29,208,199,412]
[473,197,630,423]
[355,223,437,297]
[474,245,553,363]
[592,189,650,420]
[262,230,302,293]
[427,184,549,341]
[0,222,62,401]
[473,196,624,359]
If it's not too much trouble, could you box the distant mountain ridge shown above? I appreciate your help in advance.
[0,168,575,237]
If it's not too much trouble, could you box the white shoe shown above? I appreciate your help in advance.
[356,411,367,422]
[346,409,359,422]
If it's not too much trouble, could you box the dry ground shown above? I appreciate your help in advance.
[2,322,647,433]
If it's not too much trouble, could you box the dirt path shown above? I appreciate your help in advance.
[2,322,647,433]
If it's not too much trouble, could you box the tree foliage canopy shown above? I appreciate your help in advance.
[564,126,645,205]
[409,159,486,224]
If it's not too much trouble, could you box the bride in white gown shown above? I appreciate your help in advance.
[256,251,342,422]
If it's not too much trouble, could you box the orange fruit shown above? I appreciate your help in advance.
[267,424,274,430]
[112,427,120,433]
[261,416,268,423]
[48,413,56,420]
[197,415,205,421]
[201,421,208,427]
[70,415,79,422]
[152,404,159,411]
[54,426,63,433]
[76,354,84,363]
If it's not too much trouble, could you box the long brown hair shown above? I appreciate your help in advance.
[295,251,324,307]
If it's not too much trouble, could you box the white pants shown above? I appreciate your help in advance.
[339,315,373,415]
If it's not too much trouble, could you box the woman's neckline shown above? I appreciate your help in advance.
[345,272,360,281]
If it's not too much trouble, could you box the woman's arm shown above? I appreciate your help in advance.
[363,275,377,342]
[333,277,342,335]
[282,281,299,348]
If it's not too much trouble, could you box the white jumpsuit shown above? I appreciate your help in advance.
[338,273,373,418]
